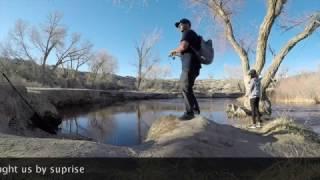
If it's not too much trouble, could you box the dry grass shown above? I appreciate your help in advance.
[260,117,320,158]
[145,115,179,141]
[257,117,320,178]
[261,117,319,142]
[272,71,320,104]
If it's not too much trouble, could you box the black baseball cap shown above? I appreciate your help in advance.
[175,18,191,28]
[248,69,257,76]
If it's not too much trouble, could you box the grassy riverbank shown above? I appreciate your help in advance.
[272,71,320,105]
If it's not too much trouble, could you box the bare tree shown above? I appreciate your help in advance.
[88,50,118,84]
[134,29,161,90]
[145,64,172,80]
[72,41,93,79]
[1,12,94,84]
[53,34,93,79]
[0,19,33,60]
[190,0,320,114]
[1,12,66,82]
[276,66,289,80]
[30,12,66,82]
[0,40,16,59]
[53,33,81,71]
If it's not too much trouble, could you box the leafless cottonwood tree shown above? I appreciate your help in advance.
[190,0,320,113]
[0,12,93,84]
[30,12,66,82]
[88,50,118,84]
[0,19,34,60]
[0,15,64,82]
[134,29,161,90]
[145,64,172,80]
[54,34,93,79]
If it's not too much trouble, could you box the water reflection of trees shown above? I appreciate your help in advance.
[61,99,244,145]
[87,110,116,143]
[133,101,184,143]
[136,103,142,144]
[63,117,79,134]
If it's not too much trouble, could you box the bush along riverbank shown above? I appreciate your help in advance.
[271,71,320,105]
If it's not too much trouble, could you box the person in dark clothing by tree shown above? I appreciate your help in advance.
[246,69,263,128]
[169,18,201,120]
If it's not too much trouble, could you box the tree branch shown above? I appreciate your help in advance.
[255,0,287,74]
[262,16,320,89]
[210,0,250,74]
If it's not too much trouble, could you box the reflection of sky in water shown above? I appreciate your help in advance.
[106,113,140,146]
[59,98,320,146]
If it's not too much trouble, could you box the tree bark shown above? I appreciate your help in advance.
[262,18,320,91]
[254,0,286,74]
[210,0,250,78]
[137,55,143,90]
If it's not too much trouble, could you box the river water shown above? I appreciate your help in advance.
[58,98,320,146]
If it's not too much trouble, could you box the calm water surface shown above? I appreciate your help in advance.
[58,98,320,146]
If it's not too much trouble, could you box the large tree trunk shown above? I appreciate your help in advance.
[41,61,46,85]
[136,57,143,90]
[195,0,319,117]
[230,76,272,118]
[227,15,319,117]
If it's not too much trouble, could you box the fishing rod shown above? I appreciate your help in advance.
[0,63,38,116]
[0,59,57,134]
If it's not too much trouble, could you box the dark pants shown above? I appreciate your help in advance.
[180,68,200,115]
[250,97,261,124]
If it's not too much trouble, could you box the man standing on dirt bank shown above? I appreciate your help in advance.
[169,18,201,120]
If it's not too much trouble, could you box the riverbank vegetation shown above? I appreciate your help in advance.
[272,70,320,104]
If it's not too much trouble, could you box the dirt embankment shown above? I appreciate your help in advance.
[0,84,59,136]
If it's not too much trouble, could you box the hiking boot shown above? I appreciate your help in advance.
[194,109,200,115]
[179,113,195,121]
[248,124,257,129]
